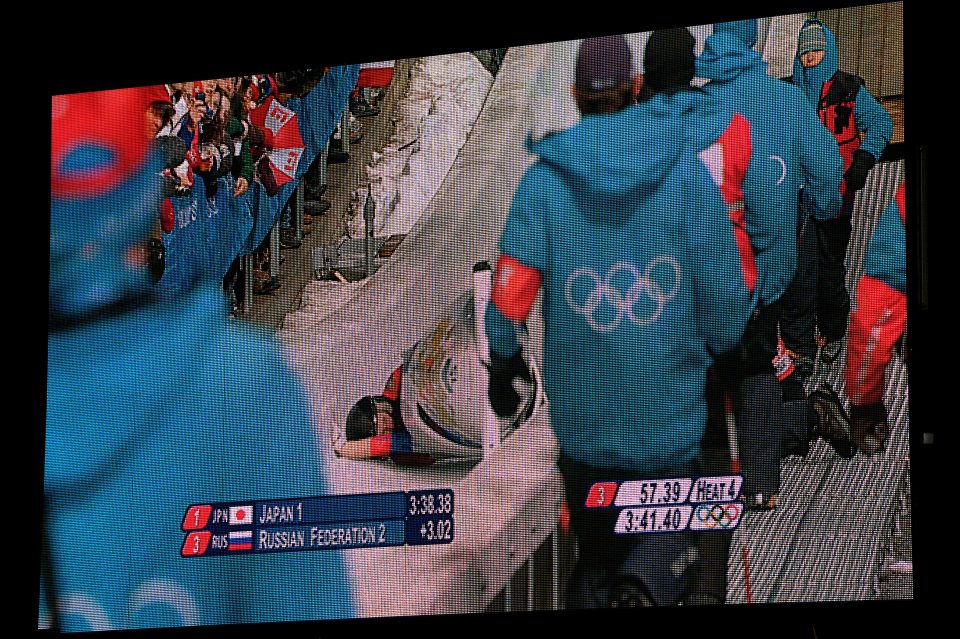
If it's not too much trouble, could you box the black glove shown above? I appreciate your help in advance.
[488,350,532,417]
[154,135,187,170]
[844,149,875,194]
[275,68,326,97]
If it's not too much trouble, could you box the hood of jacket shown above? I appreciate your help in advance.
[697,19,766,82]
[793,17,840,105]
[530,89,727,223]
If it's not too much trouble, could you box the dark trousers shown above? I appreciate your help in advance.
[780,215,818,361]
[814,212,854,342]
[558,455,697,608]
[697,337,816,603]
[727,370,813,498]
[694,376,736,603]
[712,301,815,499]
[222,256,242,308]
[701,312,779,604]
[302,152,325,201]
[694,302,782,603]
[780,211,854,357]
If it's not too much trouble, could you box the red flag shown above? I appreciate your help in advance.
[249,96,305,196]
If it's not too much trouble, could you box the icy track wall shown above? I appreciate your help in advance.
[347,53,495,238]
[277,46,563,618]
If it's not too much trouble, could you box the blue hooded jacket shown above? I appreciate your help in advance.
[697,19,843,303]
[42,285,353,630]
[864,184,906,293]
[486,92,752,473]
[793,18,893,163]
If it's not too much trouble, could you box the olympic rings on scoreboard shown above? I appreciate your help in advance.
[693,502,741,529]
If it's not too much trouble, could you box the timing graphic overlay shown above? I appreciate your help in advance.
[180,490,454,557]
[585,475,744,534]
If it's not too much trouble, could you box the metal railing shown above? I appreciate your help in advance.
[486,528,576,613]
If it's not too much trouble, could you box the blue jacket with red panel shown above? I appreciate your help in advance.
[845,182,906,406]
[485,92,753,473]
[793,18,892,204]
[697,19,844,303]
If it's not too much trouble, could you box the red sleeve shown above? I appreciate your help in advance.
[357,66,395,88]
[369,434,393,458]
[491,254,542,322]
[718,113,758,294]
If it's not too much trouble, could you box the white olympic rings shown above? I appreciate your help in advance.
[564,257,682,333]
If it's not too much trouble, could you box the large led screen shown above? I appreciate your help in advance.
[42,3,919,634]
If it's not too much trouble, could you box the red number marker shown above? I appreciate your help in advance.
[182,505,212,530]
[585,482,618,508]
[181,531,212,557]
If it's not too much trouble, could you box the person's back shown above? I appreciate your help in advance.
[485,34,752,607]
[690,20,854,517]
[697,19,843,305]
[503,97,750,473]
[44,285,353,630]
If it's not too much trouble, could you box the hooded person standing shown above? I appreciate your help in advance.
[484,33,753,608]
[44,88,353,631]
[683,19,854,604]
[786,17,893,367]
[695,19,854,511]
[697,19,844,306]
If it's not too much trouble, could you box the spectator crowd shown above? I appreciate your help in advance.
[145,66,392,312]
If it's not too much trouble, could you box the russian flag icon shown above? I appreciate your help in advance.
[228,530,253,551]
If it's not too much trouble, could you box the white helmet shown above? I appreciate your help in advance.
[399,287,542,462]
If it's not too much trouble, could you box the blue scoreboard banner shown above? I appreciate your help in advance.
[181,489,454,557]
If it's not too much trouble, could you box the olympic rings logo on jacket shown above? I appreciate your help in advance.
[564,257,682,333]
